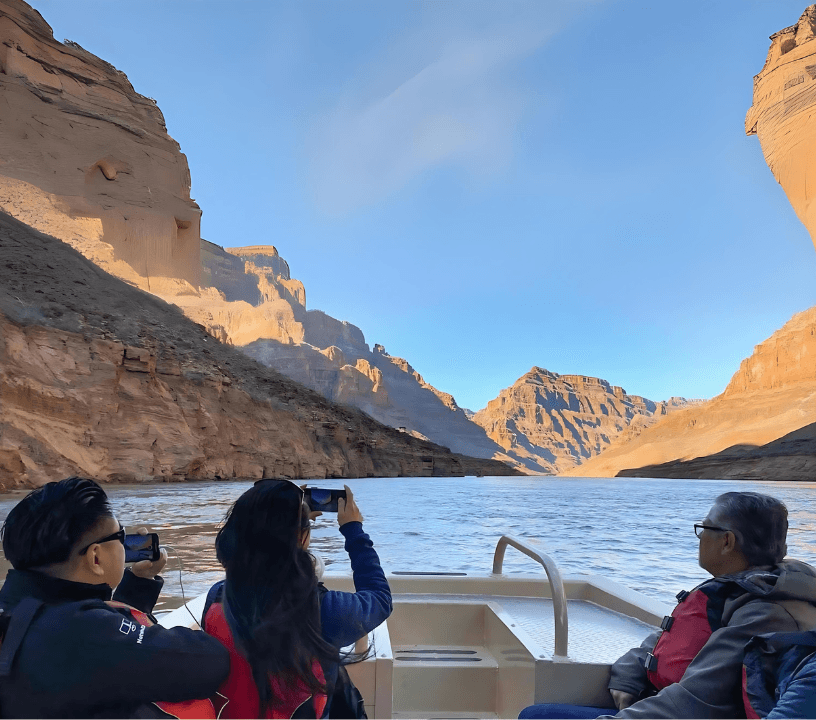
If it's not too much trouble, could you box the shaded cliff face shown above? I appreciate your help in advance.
[188,240,519,467]
[0,0,201,291]
[567,307,816,478]
[0,210,517,489]
[242,337,516,464]
[0,0,513,471]
[616,422,816,481]
[471,367,701,474]
[746,4,816,254]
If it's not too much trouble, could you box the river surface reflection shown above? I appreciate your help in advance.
[1,477,815,612]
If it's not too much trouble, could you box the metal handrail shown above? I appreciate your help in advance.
[492,535,569,659]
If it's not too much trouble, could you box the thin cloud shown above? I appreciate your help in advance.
[308,3,588,217]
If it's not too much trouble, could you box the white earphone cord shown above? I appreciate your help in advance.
[161,543,199,627]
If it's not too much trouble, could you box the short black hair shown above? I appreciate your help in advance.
[1,477,113,570]
[715,491,788,566]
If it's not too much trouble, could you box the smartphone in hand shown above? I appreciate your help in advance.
[303,488,347,513]
[124,533,160,563]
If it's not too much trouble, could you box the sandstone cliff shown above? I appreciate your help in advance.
[616,421,816,481]
[181,240,519,466]
[584,5,816,481]
[746,4,816,253]
[472,368,701,474]
[0,0,201,292]
[567,306,816,478]
[0,1,518,470]
[0,210,517,489]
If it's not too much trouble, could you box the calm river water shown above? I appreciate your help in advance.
[1,477,815,612]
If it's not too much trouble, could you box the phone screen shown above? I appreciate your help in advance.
[304,488,346,513]
[124,533,160,563]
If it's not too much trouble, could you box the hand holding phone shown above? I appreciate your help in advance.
[337,485,363,527]
[125,528,167,580]
[124,532,160,563]
[304,487,347,513]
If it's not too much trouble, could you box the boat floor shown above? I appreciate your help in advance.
[394,593,654,664]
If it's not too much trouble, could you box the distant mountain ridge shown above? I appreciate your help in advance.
[472,367,701,474]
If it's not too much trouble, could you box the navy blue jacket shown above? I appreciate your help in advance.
[0,568,229,718]
[318,522,392,652]
[743,631,816,719]
[203,521,392,714]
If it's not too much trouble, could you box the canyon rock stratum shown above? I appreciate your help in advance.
[472,368,700,474]
[0,209,516,488]
[0,0,525,473]
[746,4,816,254]
[568,307,816,479]
[0,0,516,487]
[0,1,200,293]
[560,6,816,480]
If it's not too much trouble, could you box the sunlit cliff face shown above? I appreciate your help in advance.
[746,5,816,256]
[0,1,202,290]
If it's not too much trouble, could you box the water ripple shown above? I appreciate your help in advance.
[0,477,814,611]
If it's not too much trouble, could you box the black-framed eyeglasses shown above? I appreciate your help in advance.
[694,523,730,538]
[78,525,126,555]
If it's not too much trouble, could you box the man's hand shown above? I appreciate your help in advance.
[130,527,168,579]
[610,690,637,711]
[337,485,363,527]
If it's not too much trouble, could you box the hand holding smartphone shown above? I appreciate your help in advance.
[124,532,161,563]
[303,488,347,513]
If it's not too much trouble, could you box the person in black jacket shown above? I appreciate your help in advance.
[0,476,229,719]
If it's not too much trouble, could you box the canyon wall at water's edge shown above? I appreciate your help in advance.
[747,4,816,253]
[568,6,816,481]
[0,210,516,488]
[0,0,519,473]
[568,307,816,479]
[0,0,521,486]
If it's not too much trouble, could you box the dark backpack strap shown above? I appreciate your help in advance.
[0,598,43,678]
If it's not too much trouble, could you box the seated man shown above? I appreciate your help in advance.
[742,630,816,719]
[0,476,229,718]
[519,491,816,719]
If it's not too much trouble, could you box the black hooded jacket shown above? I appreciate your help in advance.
[0,569,229,718]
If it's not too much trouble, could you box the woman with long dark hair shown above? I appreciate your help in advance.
[201,481,391,719]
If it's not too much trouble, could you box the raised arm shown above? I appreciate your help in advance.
[320,486,392,649]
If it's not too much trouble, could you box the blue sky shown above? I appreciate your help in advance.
[37,0,816,411]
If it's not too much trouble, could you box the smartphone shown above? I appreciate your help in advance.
[303,488,347,513]
[124,533,161,563]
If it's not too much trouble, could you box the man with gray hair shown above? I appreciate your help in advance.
[606,491,816,718]
[519,491,816,719]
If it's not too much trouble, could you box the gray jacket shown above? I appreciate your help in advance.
[606,560,816,719]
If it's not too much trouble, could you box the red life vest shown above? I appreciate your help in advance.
[644,583,730,690]
[106,601,220,720]
[203,602,327,719]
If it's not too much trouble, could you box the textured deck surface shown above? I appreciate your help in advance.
[395,594,656,664]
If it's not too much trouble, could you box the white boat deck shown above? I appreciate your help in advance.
[393,593,654,664]
[159,536,669,718]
